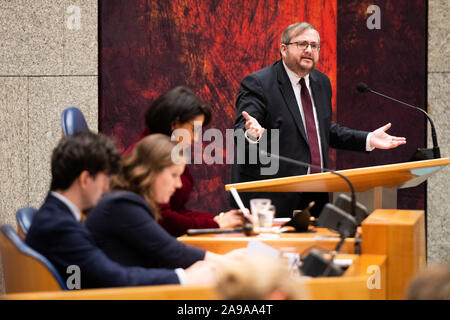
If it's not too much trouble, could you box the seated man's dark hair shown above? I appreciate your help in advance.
[50,131,121,191]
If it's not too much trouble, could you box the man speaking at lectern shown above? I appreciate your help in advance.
[231,22,406,217]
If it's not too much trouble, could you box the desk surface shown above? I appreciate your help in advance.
[178,227,356,254]
[225,158,450,193]
[1,254,386,300]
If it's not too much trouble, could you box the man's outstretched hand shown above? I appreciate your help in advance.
[370,123,406,149]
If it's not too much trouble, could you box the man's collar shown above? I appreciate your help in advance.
[282,60,311,88]
[50,191,82,222]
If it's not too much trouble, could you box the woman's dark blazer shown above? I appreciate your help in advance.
[85,191,206,269]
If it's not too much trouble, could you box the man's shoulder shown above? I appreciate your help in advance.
[33,195,75,224]
[26,195,87,246]
[239,61,282,91]
[310,69,330,83]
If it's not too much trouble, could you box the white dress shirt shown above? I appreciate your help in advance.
[282,61,374,174]
[283,61,325,171]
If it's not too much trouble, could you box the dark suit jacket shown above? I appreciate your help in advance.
[231,60,368,215]
[85,191,206,269]
[26,194,179,289]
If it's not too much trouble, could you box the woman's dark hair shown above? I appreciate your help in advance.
[50,131,121,191]
[144,86,211,135]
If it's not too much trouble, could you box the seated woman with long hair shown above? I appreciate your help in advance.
[86,134,238,270]
[124,86,244,236]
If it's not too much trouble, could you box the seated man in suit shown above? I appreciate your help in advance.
[26,131,216,289]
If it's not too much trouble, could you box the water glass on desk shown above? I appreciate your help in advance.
[250,199,272,228]
[258,205,275,228]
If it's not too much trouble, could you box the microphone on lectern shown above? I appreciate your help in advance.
[356,82,441,160]
[259,150,358,221]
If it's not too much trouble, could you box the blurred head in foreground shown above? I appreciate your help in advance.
[406,264,450,300]
[216,253,308,300]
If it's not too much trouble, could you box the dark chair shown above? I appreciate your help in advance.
[61,107,89,136]
[0,225,67,293]
[16,207,37,238]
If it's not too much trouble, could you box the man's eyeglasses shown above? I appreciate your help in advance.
[284,41,321,51]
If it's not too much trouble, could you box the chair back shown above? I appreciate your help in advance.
[0,225,67,293]
[16,207,37,238]
[61,107,89,136]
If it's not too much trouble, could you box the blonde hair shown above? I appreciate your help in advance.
[216,253,308,300]
[110,134,183,220]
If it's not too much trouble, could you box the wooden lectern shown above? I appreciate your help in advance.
[222,158,449,299]
[225,158,450,212]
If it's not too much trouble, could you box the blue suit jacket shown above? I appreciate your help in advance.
[85,191,205,269]
[26,194,179,289]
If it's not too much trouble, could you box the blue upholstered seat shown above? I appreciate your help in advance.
[0,225,67,292]
[61,107,89,136]
[16,207,37,237]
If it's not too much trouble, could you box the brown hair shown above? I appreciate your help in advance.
[406,264,450,300]
[280,22,320,44]
[110,134,184,220]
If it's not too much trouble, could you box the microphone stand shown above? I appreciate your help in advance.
[357,83,440,160]
[260,150,357,219]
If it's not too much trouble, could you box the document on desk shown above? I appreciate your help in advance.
[247,240,280,258]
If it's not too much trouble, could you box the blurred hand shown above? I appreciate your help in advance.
[242,111,265,138]
[214,209,246,229]
[224,248,249,261]
[370,123,406,149]
[204,248,248,265]
[184,260,218,286]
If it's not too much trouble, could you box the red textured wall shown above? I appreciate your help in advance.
[100,0,337,213]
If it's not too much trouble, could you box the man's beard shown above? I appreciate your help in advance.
[284,56,316,76]
[296,57,316,74]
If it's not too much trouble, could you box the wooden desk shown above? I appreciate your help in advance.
[2,254,386,300]
[180,209,425,300]
[1,284,219,300]
[1,210,421,300]
[178,228,356,254]
[302,254,386,300]
[361,209,426,299]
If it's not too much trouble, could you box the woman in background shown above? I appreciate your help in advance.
[86,134,243,270]
[125,86,244,236]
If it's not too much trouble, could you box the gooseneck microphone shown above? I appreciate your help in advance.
[259,150,357,219]
[356,82,440,160]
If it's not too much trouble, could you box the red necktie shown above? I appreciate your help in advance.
[299,78,321,174]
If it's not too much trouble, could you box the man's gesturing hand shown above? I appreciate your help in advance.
[370,123,406,149]
[242,111,265,138]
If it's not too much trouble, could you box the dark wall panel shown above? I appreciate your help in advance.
[336,0,427,209]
